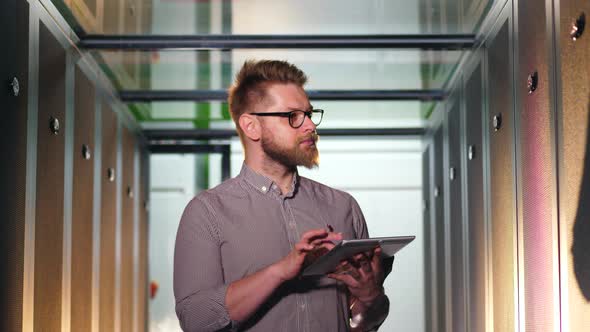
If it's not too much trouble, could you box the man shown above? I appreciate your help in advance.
[174,60,391,331]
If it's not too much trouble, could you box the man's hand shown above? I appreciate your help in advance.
[226,228,342,322]
[273,228,343,282]
[327,247,390,331]
[327,247,386,305]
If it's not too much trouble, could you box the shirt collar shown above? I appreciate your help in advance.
[238,162,299,197]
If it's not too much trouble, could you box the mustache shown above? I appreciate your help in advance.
[298,131,319,143]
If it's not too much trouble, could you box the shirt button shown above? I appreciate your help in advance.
[261,186,267,192]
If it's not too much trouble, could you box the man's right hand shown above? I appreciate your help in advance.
[273,228,343,282]
[226,228,342,322]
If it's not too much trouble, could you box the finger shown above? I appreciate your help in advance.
[348,257,361,269]
[370,247,383,273]
[332,260,362,279]
[347,266,363,281]
[301,228,328,243]
[325,232,343,242]
[327,272,361,287]
[310,238,333,246]
[335,260,349,269]
[374,246,382,256]
[310,238,324,246]
[353,253,365,261]
[355,261,373,282]
[295,242,314,252]
[333,260,353,274]
[316,241,336,251]
[360,259,372,273]
[310,232,342,246]
[350,253,368,269]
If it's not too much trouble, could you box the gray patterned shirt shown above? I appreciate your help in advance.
[174,163,369,332]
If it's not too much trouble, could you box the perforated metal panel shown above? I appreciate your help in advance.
[71,66,96,332]
[447,97,465,332]
[517,0,559,331]
[120,126,136,332]
[487,17,517,332]
[433,126,446,332]
[558,0,590,330]
[99,105,118,332]
[422,144,433,332]
[0,1,28,331]
[464,61,486,332]
[34,22,67,332]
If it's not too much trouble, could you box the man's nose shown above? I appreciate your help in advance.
[300,114,316,133]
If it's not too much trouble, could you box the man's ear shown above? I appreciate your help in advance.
[239,114,261,141]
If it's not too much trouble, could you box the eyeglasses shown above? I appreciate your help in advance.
[249,109,324,128]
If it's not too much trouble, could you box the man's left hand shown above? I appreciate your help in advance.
[327,246,385,305]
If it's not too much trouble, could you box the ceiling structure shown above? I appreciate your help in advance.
[50,0,494,141]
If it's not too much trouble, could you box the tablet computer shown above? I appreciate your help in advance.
[301,235,415,276]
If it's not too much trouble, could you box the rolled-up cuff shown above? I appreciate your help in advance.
[176,284,240,332]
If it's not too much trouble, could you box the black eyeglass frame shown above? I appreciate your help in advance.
[249,109,324,128]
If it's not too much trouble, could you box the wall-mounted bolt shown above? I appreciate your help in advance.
[571,13,586,41]
[107,168,116,182]
[493,113,502,131]
[527,71,538,94]
[82,144,91,160]
[10,77,19,96]
[49,117,60,135]
[468,145,476,161]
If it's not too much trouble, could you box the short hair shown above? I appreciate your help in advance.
[228,60,308,138]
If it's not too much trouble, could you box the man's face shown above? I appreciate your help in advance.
[258,83,319,169]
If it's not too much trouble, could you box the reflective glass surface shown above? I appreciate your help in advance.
[134,101,437,129]
[53,0,493,35]
[95,49,465,90]
[50,0,491,129]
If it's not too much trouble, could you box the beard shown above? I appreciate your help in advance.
[261,131,320,169]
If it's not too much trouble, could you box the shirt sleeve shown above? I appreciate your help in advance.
[173,196,237,332]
